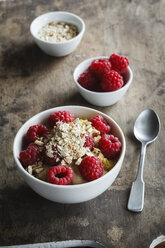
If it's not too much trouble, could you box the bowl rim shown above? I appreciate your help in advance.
[13,105,126,189]
[73,56,133,95]
[30,11,85,45]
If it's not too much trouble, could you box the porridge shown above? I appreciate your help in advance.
[19,111,122,185]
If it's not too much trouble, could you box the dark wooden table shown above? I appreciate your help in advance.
[0,0,165,247]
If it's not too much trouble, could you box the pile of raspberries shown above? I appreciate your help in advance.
[78,53,129,92]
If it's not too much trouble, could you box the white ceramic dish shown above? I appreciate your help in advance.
[73,56,133,107]
[13,106,126,204]
[30,11,85,57]
[1,240,105,248]
[149,235,165,248]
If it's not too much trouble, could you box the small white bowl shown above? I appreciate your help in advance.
[13,106,126,204]
[73,56,133,107]
[30,11,85,57]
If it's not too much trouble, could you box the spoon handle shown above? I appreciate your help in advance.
[127,143,146,212]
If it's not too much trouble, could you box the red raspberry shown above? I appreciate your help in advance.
[90,115,111,135]
[49,111,75,126]
[84,134,94,151]
[43,145,61,166]
[26,124,49,143]
[79,156,103,181]
[109,54,129,74]
[19,143,40,167]
[47,165,74,185]
[78,70,98,91]
[89,59,111,79]
[101,70,124,92]
[99,134,122,158]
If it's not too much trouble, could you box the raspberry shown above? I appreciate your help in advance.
[77,70,98,91]
[79,156,103,181]
[43,145,61,166]
[47,165,74,185]
[101,70,124,92]
[19,143,40,167]
[109,54,129,74]
[90,115,111,135]
[99,134,122,158]
[26,124,49,143]
[89,59,111,79]
[49,111,75,126]
[84,134,94,151]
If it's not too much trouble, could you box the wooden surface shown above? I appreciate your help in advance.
[0,0,165,247]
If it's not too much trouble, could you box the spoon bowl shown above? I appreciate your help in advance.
[134,109,160,144]
[128,109,160,212]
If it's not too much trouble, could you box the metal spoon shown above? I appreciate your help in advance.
[128,109,160,212]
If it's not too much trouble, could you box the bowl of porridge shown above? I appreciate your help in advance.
[13,106,126,203]
[30,11,85,57]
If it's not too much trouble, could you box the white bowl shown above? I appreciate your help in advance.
[149,235,165,248]
[30,11,85,57]
[13,106,126,204]
[73,56,133,106]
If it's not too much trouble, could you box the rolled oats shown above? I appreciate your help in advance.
[38,21,78,42]
[44,118,100,165]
